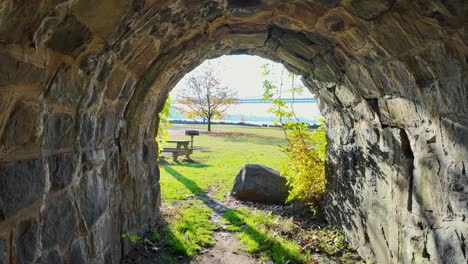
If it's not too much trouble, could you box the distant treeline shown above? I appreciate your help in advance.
[169,119,320,129]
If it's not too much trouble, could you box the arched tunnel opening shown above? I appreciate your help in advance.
[0,1,466,263]
[147,54,327,262]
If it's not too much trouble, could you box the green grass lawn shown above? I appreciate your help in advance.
[160,124,287,201]
[157,124,362,263]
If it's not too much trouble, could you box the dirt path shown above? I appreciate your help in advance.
[189,190,268,264]
[122,191,268,264]
[191,231,259,264]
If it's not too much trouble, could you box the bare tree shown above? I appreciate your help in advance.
[177,64,238,131]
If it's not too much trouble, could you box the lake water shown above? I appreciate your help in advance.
[169,102,321,125]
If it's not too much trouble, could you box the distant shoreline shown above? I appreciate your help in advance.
[169,119,320,129]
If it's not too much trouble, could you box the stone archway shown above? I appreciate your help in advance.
[0,1,466,263]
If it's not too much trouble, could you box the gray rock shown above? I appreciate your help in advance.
[45,16,92,57]
[35,250,61,264]
[47,152,76,192]
[0,53,44,85]
[0,239,5,264]
[231,164,289,204]
[78,175,109,229]
[46,64,82,107]
[0,101,40,149]
[70,238,89,264]
[348,0,392,20]
[119,78,136,99]
[78,113,95,148]
[16,218,38,264]
[0,158,45,217]
[41,193,77,249]
[44,113,75,150]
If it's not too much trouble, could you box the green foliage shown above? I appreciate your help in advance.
[156,96,172,157]
[281,119,326,208]
[262,64,327,210]
[121,233,142,244]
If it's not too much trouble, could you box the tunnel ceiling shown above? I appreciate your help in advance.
[0,0,467,263]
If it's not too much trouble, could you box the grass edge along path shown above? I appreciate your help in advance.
[161,164,308,263]
[154,125,364,263]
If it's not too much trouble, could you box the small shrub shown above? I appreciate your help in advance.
[262,64,327,211]
[281,119,326,209]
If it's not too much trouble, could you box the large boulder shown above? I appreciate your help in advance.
[231,164,289,204]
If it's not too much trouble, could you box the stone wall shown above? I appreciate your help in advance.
[0,1,466,263]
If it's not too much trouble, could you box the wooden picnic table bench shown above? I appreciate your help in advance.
[162,140,194,162]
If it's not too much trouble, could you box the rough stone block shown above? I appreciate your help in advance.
[16,218,38,264]
[400,226,425,263]
[45,16,92,57]
[44,113,75,150]
[335,85,359,107]
[97,110,116,145]
[1,101,41,149]
[69,238,89,264]
[279,32,318,60]
[413,157,444,214]
[97,61,113,83]
[78,113,95,148]
[78,175,109,229]
[0,53,45,85]
[149,163,160,184]
[426,227,467,264]
[0,158,45,217]
[104,149,119,182]
[404,55,436,89]
[105,68,127,100]
[46,64,82,107]
[372,16,414,56]
[440,117,468,159]
[446,161,468,216]
[348,0,392,20]
[227,0,261,17]
[119,78,136,99]
[91,211,120,260]
[35,250,61,264]
[41,193,77,249]
[47,152,77,192]
[366,219,391,263]
[378,97,421,127]
[276,46,313,74]
[341,27,367,51]
[0,239,5,264]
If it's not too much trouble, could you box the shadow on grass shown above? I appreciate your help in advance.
[177,161,211,169]
[121,215,190,264]
[162,164,301,263]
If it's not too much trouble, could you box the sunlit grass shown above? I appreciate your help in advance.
[222,208,310,263]
[160,124,286,201]
[165,204,216,257]
[158,124,361,263]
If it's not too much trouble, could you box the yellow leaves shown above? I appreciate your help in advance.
[280,122,327,210]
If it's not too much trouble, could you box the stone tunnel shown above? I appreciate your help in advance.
[0,0,466,263]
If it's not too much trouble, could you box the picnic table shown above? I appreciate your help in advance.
[162,139,193,162]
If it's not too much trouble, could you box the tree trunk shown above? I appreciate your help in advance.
[207,116,211,131]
